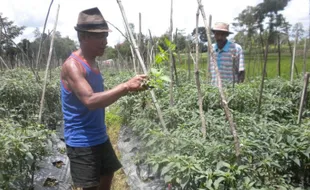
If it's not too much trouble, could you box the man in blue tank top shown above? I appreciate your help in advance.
[60,7,147,190]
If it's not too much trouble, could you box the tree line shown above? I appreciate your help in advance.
[0,0,308,75]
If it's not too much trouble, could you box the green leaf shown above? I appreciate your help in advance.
[164,175,173,183]
[213,177,225,189]
[26,152,34,160]
[216,161,230,170]
[206,179,213,189]
[159,75,171,82]
[161,163,174,176]
[293,157,300,166]
[152,164,159,173]
[238,165,248,171]
[180,175,190,189]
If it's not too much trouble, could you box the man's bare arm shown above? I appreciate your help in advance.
[62,59,146,110]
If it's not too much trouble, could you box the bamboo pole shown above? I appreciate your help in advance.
[207,15,212,83]
[148,30,155,67]
[138,12,144,63]
[116,0,167,132]
[168,0,175,106]
[149,29,156,65]
[106,20,137,73]
[197,0,240,157]
[291,29,298,82]
[258,39,270,113]
[187,44,191,81]
[297,72,310,125]
[303,37,307,75]
[0,56,9,69]
[35,0,54,70]
[277,34,281,77]
[191,6,206,138]
[125,23,137,74]
[38,4,60,123]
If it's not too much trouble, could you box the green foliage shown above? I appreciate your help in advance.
[0,69,62,127]
[111,70,310,189]
[0,68,60,189]
[0,118,52,189]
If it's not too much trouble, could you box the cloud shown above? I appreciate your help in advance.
[0,0,308,47]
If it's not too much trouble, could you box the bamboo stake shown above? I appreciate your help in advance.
[116,0,167,132]
[191,6,206,138]
[120,20,137,74]
[297,72,310,125]
[303,37,307,75]
[187,44,191,81]
[149,29,156,64]
[277,34,281,77]
[106,20,137,73]
[38,4,60,123]
[0,56,9,69]
[168,0,175,106]
[258,40,270,113]
[197,0,240,157]
[207,15,212,83]
[148,30,156,67]
[35,0,54,70]
[173,29,179,86]
[291,29,298,82]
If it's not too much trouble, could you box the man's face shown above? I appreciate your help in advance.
[82,32,109,56]
[214,31,228,48]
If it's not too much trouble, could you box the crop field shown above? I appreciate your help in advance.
[178,52,310,81]
[2,59,310,190]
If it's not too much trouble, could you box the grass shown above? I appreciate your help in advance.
[177,52,310,81]
[105,106,129,190]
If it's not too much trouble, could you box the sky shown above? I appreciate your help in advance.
[0,0,309,47]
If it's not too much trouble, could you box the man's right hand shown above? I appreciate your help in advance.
[124,74,148,92]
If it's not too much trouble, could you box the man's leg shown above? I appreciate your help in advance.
[66,145,102,189]
[99,173,114,190]
[99,139,122,190]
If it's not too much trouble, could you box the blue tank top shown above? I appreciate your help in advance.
[61,53,108,147]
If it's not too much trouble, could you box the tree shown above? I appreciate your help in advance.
[173,29,187,52]
[191,27,208,42]
[0,13,25,68]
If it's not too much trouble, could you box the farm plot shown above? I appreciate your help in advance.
[113,70,310,190]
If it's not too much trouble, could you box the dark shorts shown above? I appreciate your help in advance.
[66,139,122,188]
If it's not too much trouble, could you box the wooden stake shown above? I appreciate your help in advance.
[192,6,206,138]
[116,0,167,132]
[303,37,307,75]
[35,0,54,70]
[206,14,212,83]
[197,0,240,157]
[38,4,60,123]
[169,0,174,106]
[291,29,298,82]
[0,56,9,69]
[297,72,310,125]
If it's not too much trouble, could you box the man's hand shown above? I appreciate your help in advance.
[124,74,148,92]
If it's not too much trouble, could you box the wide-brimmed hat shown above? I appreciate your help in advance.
[211,22,233,34]
[74,7,112,33]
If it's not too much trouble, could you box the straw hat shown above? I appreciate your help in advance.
[211,22,233,34]
[74,7,112,33]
